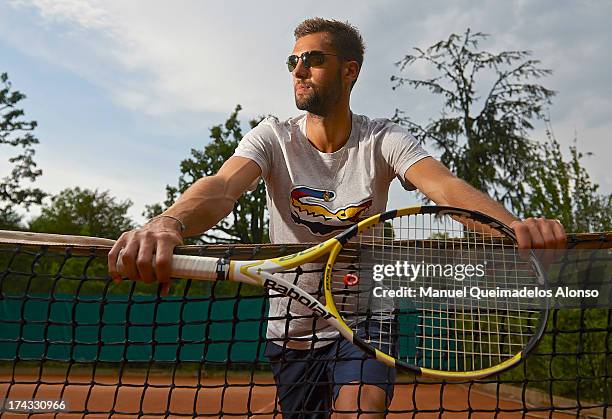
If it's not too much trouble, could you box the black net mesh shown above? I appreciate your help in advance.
[0,233,610,417]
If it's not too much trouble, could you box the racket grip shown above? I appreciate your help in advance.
[115,253,224,281]
[170,255,225,281]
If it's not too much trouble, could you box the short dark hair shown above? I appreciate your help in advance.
[294,18,365,87]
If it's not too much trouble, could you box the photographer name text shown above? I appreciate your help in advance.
[372,286,599,299]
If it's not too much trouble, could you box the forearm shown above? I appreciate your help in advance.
[162,175,236,237]
[434,178,519,226]
[405,158,565,249]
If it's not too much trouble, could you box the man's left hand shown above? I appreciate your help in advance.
[509,217,567,249]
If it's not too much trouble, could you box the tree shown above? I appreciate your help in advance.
[522,121,611,233]
[391,29,555,212]
[0,207,23,230]
[145,105,269,244]
[29,187,135,239]
[1,72,45,224]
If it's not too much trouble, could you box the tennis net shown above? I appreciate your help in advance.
[0,230,610,417]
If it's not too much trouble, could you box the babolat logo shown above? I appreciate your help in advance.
[263,278,335,320]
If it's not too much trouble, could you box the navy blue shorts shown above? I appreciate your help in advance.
[265,323,396,418]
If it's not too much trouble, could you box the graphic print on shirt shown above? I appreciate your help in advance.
[290,186,372,236]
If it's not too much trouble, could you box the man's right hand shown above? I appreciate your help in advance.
[108,216,184,294]
[107,156,262,293]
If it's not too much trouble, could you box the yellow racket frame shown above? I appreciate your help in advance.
[225,205,545,379]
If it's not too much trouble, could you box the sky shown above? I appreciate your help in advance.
[1,0,610,227]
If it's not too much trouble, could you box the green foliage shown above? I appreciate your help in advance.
[0,72,45,213]
[383,221,395,239]
[501,309,611,403]
[145,105,269,244]
[522,122,611,232]
[0,206,23,230]
[29,187,135,239]
[18,187,136,296]
[391,29,554,209]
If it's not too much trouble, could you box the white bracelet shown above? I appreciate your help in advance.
[148,215,186,233]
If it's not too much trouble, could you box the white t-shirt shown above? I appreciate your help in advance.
[233,112,429,349]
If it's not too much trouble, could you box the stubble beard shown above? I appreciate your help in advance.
[294,70,342,117]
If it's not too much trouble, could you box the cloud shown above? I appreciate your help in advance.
[5,1,297,119]
[10,0,114,28]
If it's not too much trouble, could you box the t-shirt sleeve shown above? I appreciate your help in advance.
[379,122,430,191]
[233,117,278,180]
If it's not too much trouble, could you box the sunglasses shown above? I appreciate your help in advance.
[286,50,343,72]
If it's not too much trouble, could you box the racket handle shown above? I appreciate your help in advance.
[116,253,226,281]
[170,255,226,281]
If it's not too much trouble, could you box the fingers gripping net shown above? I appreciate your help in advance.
[0,233,610,417]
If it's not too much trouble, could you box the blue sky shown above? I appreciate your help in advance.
[1,0,610,226]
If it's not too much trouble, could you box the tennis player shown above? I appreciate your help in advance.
[109,18,566,418]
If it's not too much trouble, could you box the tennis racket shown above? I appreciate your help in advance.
[121,205,549,379]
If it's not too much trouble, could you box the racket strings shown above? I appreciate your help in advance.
[329,212,544,372]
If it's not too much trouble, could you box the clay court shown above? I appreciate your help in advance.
[1,372,595,418]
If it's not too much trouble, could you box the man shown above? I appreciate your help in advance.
[109,18,566,418]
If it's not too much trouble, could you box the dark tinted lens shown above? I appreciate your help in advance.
[287,55,299,72]
[303,51,325,67]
